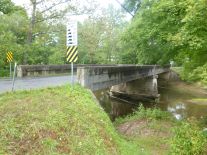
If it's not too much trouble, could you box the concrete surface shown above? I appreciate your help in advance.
[77,65,170,91]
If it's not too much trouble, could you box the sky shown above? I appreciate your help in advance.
[11,0,126,21]
[11,0,123,10]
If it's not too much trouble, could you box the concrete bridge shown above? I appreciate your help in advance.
[16,64,172,100]
[77,65,171,100]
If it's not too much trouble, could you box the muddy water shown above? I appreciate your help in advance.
[94,82,207,121]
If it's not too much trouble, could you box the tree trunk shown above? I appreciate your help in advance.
[24,0,37,64]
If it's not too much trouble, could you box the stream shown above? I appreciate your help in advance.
[94,81,207,121]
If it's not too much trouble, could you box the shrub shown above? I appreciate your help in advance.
[0,69,9,77]
[181,63,207,85]
[115,104,171,125]
[134,104,170,120]
[171,121,206,155]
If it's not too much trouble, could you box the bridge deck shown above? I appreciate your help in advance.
[77,65,170,91]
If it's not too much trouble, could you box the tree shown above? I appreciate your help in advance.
[123,0,142,15]
[172,0,207,67]
[121,0,189,64]
[23,0,98,64]
[122,0,207,84]
[0,4,28,76]
[78,5,126,64]
[0,0,24,14]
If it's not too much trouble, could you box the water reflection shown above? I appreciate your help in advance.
[94,82,207,120]
[97,89,137,121]
[167,103,186,120]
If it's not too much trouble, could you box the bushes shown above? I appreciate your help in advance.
[171,121,206,155]
[133,104,170,120]
[181,63,207,85]
[115,105,207,154]
[0,69,9,77]
[115,104,171,125]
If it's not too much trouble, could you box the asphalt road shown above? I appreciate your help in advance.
[0,75,77,94]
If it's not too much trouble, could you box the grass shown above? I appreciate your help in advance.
[114,105,207,155]
[188,98,207,105]
[114,105,175,154]
[116,119,173,155]
[114,104,172,125]
[0,84,142,155]
[1,85,206,154]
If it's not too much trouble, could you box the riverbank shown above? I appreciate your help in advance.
[114,105,207,154]
[172,67,207,89]
[0,85,142,154]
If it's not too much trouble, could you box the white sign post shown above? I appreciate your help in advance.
[12,62,17,92]
[66,20,78,86]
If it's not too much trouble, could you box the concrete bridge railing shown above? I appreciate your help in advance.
[17,64,74,77]
[17,64,121,77]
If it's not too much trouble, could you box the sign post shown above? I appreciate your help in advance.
[12,62,17,92]
[6,51,13,79]
[10,62,12,79]
[66,20,78,86]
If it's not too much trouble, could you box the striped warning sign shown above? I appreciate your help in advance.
[66,46,78,62]
[7,52,13,63]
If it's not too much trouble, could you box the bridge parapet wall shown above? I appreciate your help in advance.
[17,64,121,77]
[17,64,76,77]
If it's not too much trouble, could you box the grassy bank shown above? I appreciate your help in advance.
[1,85,206,154]
[115,105,175,155]
[0,85,142,154]
[114,105,207,155]
[172,66,207,88]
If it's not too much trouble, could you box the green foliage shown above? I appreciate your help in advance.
[203,130,207,139]
[134,104,170,120]
[170,121,206,155]
[124,0,141,14]
[78,5,126,64]
[181,63,207,85]
[122,0,207,78]
[0,2,126,76]
[200,116,207,127]
[0,0,23,14]
[122,0,183,64]
[0,10,28,69]
[0,69,9,77]
[115,104,171,125]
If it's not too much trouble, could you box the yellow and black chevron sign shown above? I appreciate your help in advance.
[66,46,78,62]
[6,52,13,63]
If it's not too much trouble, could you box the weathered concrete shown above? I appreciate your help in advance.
[110,75,159,101]
[77,65,170,91]
[17,64,82,77]
[157,70,181,87]
[17,64,120,77]
[159,70,180,81]
[110,70,179,101]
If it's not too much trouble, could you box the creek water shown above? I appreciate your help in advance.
[94,81,207,121]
